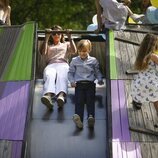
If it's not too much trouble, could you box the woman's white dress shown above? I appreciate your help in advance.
[131,60,158,103]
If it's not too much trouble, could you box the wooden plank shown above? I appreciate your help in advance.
[0,140,22,158]
[0,140,12,158]
[141,103,155,132]
[114,40,125,79]
[140,143,151,158]
[114,31,139,80]
[150,143,158,158]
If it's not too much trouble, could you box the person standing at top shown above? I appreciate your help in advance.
[68,39,104,129]
[95,0,144,31]
[40,25,77,110]
[0,0,11,25]
[131,34,158,114]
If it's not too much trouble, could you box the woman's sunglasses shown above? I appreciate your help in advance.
[52,33,61,36]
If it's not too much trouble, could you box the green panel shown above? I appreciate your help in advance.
[2,22,35,81]
[109,30,117,79]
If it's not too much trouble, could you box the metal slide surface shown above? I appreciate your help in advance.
[26,79,107,158]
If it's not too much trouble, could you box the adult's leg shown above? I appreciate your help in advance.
[55,63,69,96]
[55,63,69,107]
[43,64,56,95]
[154,101,158,114]
[41,64,57,110]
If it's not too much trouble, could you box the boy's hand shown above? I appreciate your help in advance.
[71,82,76,87]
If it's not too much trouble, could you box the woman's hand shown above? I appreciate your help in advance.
[65,29,72,40]
[45,28,52,40]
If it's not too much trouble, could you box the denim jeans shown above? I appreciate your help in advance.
[75,81,96,122]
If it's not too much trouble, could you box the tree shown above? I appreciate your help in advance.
[10,0,142,30]
[10,0,96,30]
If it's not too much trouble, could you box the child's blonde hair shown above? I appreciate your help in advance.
[77,39,92,52]
[135,33,158,70]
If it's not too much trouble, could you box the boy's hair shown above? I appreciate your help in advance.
[135,33,158,70]
[77,39,92,52]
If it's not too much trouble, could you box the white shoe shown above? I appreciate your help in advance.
[41,95,53,110]
[57,96,65,108]
[73,114,83,129]
[88,115,95,128]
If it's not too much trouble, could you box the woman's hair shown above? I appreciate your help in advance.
[0,0,9,8]
[135,33,158,70]
[77,39,92,52]
[49,25,65,44]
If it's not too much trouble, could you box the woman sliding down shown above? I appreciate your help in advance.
[95,0,144,31]
[40,25,77,110]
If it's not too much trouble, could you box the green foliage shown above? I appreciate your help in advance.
[10,0,141,30]
[10,0,96,30]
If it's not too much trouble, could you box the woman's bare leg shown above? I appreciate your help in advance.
[154,101,158,114]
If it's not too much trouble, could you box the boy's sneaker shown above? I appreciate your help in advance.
[73,114,83,129]
[88,115,95,128]
[57,96,65,108]
[41,95,53,110]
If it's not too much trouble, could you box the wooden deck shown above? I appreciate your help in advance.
[107,29,158,158]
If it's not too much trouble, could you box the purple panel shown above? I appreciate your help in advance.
[111,80,122,140]
[11,141,22,158]
[118,80,130,141]
[0,81,30,140]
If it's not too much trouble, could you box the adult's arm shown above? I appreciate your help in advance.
[95,0,102,32]
[6,6,11,26]
[40,29,51,55]
[66,29,77,54]
[151,53,158,65]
